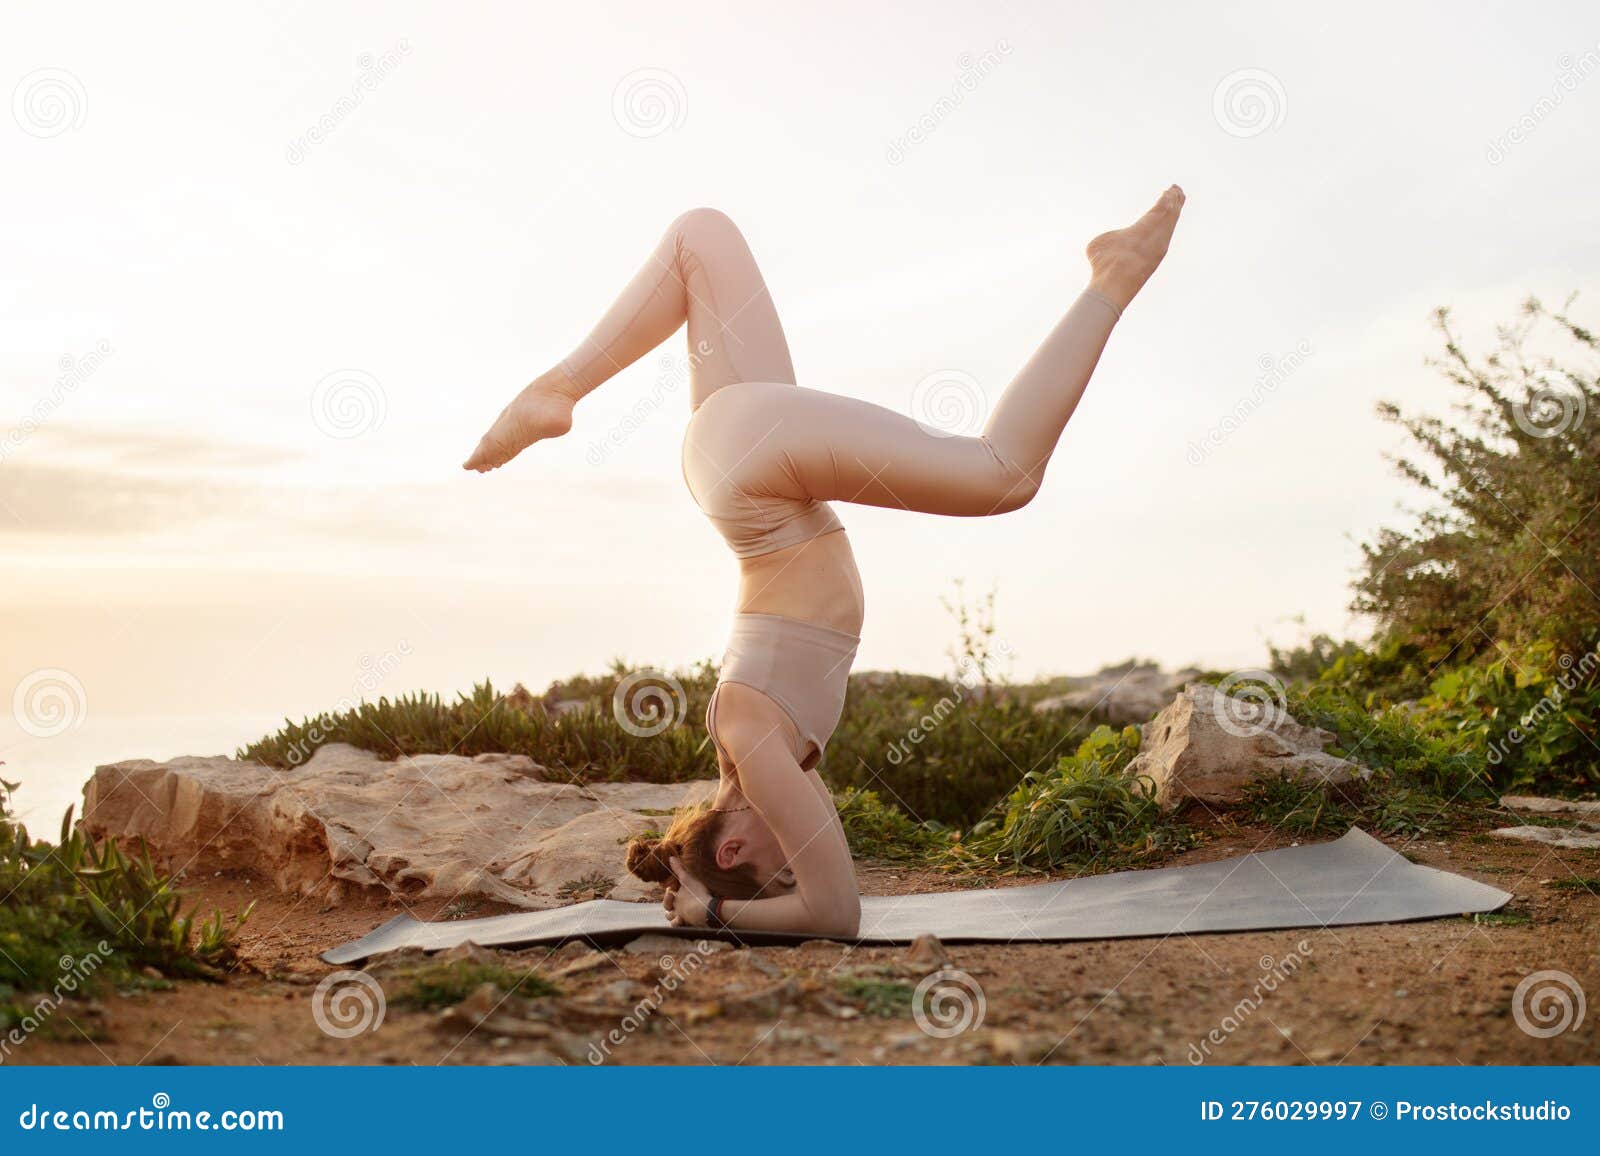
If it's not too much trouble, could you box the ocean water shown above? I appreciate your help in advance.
[0,712,284,833]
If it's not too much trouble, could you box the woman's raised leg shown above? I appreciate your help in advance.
[696,187,1184,517]
[465,207,794,471]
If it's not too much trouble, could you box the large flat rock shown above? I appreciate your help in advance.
[81,743,714,907]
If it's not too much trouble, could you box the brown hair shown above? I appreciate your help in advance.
[625,804,765,900]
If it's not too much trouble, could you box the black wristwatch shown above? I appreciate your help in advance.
[705,894,728,929]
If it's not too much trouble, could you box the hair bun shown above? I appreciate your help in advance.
[625,835,679,884]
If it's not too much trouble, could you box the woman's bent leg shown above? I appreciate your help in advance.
[561,207,795,407]
[466,208,794,471]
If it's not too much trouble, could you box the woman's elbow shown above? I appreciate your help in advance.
[816,894,861,940]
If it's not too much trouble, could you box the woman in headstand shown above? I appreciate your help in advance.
[464,187,1184,937]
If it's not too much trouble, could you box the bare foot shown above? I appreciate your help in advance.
[462,368,583,472]
[1086,185,1185,312]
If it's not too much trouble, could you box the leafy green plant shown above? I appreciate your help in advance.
[948,726,1190,872]
[1356,297,1599,665]
[835,788,949,861]
[835,977,915,1017]
[1,779,251,1031]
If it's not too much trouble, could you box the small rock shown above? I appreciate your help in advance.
[739,953,785,979]
[555,950,613,978]
[622,933,688,957]
[1489,825,1600,850]
[907,934,951,973]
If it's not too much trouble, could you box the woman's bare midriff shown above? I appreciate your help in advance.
[735,528,865,636]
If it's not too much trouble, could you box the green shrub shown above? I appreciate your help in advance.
[1281,638,1600,795]
[1,779,251,1032]
[835,788,950,861]
[241,666,1108,828]
[947,726,1191,872]
[1355,296,1598,665]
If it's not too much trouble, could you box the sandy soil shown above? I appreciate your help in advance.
[14,816,1599,1066]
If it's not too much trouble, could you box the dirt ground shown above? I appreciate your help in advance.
[14,815,1599,1066]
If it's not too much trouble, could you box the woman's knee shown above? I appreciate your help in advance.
[671,206,743,250]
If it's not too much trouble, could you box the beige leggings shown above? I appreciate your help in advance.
[562,207,1121,557]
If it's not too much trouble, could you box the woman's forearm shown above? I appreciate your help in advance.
[722,891,860,939]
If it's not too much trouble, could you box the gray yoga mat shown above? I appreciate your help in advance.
[322,828,1510,965]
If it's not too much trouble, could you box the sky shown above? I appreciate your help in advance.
[4,0,1599,822]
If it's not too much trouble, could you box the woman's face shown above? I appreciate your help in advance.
[716,809,796,895]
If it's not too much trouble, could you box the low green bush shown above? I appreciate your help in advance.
[946,726,1192,873]
[1,778,251,1033]
[241,666,1109,829]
